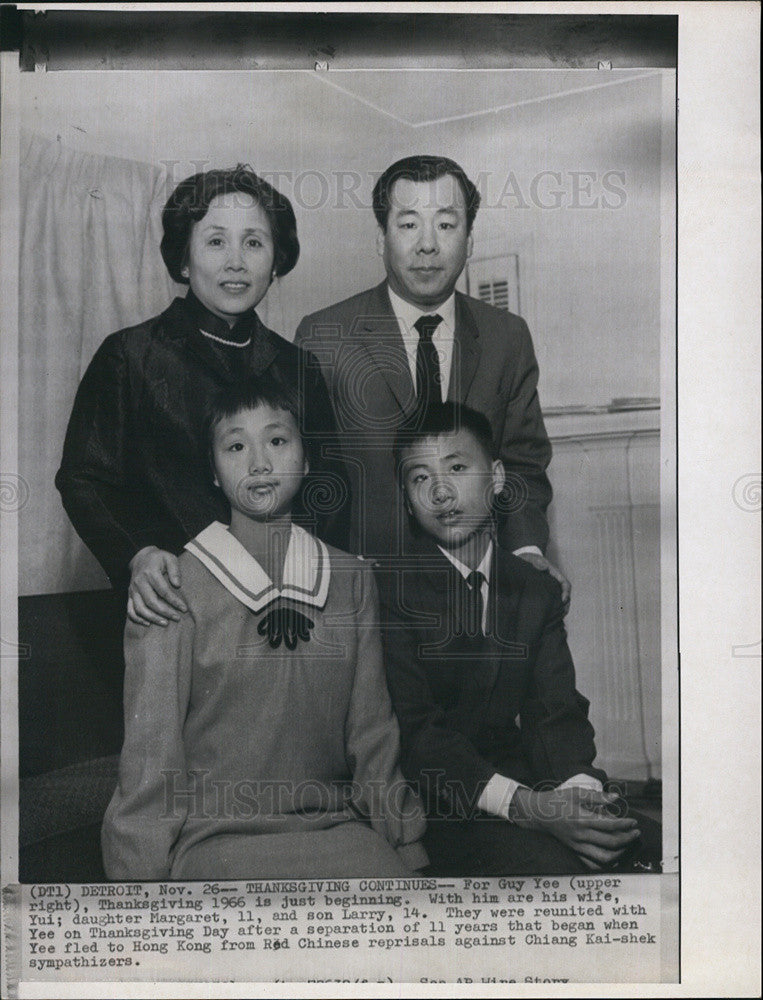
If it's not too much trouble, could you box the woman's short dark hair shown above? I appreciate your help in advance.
[372,155,481,233]
[160,165,300,283]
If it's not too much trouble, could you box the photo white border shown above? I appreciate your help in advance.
[1,2,760,997]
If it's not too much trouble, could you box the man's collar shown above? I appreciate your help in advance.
[185,521,331,614]
[386,284,456,332]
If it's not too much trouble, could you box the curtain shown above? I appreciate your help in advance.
[18,132,180,595]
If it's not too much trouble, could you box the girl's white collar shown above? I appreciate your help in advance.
[185,521,330,614]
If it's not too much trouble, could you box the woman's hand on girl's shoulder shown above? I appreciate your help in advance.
[127,546,188,627]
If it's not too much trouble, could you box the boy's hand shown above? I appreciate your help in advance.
[515,551,571,610]
[508,786,640,869]
[127,546,188,627]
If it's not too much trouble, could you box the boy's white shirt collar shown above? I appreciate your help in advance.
[185,521,331,614]
[437,538,493,582]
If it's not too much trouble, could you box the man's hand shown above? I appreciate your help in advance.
[127,546,188,627]
[508,785,640,869]
[515,551,571,610]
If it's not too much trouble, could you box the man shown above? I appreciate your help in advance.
[295,155,567,596]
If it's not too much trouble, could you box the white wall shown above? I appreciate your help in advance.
[416,73,663,407]
[21,70,666,405]
[285,71,666,409]
[546,411,662,779]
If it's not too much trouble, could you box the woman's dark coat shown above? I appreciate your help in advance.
[56,295,349,585]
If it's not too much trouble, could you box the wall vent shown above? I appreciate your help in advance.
[466,254,520,313]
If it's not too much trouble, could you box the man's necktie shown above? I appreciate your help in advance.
[463,569,485,637]
[413,313,444,407]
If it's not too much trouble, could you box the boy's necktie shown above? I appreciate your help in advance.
[414,313,444,406]
[464,569,485,637]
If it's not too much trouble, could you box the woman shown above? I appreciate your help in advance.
[56,166,348,626]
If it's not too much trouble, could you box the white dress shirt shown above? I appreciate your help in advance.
[437,540,492,635]
[437,540,602,821]
[386,284,455,403]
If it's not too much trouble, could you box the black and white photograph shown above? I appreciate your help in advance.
[0,5,759,996]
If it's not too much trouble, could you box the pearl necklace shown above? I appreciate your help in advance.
[200,328,252,348]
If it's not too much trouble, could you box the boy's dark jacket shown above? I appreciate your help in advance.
[376,535,606,817]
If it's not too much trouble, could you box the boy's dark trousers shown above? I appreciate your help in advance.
[422,794,663,876]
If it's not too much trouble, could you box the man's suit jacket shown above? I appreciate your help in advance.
[376,536,606,818]
[295,282,552,558]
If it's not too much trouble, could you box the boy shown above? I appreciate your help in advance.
[377,401,660,875]
[102,376,426,879]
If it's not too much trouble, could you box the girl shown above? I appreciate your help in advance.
[102,377,426,879]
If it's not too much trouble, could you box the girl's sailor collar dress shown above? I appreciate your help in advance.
[186,521,330,616]
[102,522,427,880]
